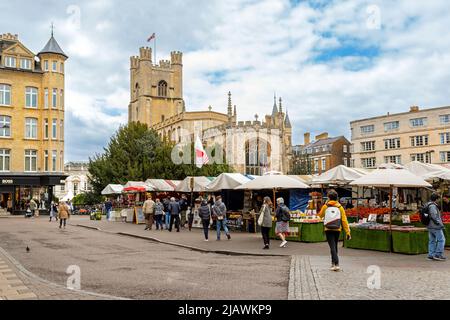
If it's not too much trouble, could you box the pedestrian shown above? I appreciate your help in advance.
[49,201,58,222]
[163,196,171,230]
[143,195,156,231]
[275,198,290,248]
[198,199,212,241]
[259,197,274,250]
[424,193,447,261]
[441,195,450,213]
[187,206,195,231]
[318,190,351,272]
[154,198,164,231]
[212,195,231,241]
[179,194,189,229]
[29,198,38,218]
[169,197,181,232]
[58,201,70,229]
[105,198,113,221]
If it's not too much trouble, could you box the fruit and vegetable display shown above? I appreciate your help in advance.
[442,212,450,224]
[351,222,426,232]
[345,208,391,218]
[290,210,322,223]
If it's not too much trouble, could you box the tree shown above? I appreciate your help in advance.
[290,154,312,175]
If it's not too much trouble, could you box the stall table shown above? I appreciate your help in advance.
[392,230,428,255]
[344,227,391,252]
[445,224,450,247]
[300,223,326,243]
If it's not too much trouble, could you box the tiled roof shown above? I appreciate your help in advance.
[38,36,67,58]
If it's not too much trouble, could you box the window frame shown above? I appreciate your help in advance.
[25,87,38,109]
[24,149,37,172]
[0,84,11,106]
[440,115,450,125]
[440,132,450,145]
[25,117,38,139]
[0,149,11,172]
[20,58,32,70]
[384,121,399,132]
[158,80,168,97]
[360,125,375,135]
[52,119,57,140]
[410,117,427,128]
[52,89,57,108]
[0,115,11,137]
[4,56,16,68]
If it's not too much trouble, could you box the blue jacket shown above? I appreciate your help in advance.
[169,201,181,215]
[427,202,445,230]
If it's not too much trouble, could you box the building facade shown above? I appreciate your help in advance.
[350,106,450,169]
[54,162,92,200]
[292,132,351,175]
[128,47,293,174]
[0,33,67,215]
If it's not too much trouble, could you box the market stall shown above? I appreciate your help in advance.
[123,181,153,224]
[346,164,432,254]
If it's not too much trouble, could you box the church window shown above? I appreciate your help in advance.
[158,80,168,97]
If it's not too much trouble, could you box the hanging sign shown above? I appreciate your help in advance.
[402,215,411,224]
[383,214,391,223]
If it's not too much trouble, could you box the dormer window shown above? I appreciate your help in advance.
[20,58,32,70]
[158,80,168,97]
[4,56,16,68]
[44,60,49,71]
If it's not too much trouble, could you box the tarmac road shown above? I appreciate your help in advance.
[0,217,289,300]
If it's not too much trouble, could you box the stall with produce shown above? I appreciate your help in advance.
[123,181,153,224]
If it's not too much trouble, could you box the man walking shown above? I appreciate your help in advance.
[213,195,231,240]
[169,197,181,232]
[105,199,113,221]
[426,193,447,261]
[179,194,189,229]
[29,198,38,218]
[163,196,171,230]
[143,195,155,231]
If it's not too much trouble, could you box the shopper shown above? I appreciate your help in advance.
[318,190,351,272]
[275,198,290,248]
[105,199,113,221]
[29,198,38,217]
[154,198,164,231]
[169,197,181,232]
[49,201,58,222]
[259,197,274,250]
[425,193,447,261]
[163,196,171,230]
[179,194,189,229]
[58,201,70,229]
[212,195,231,241]
[198,199,212,241]
[442,195,450,213]
[143,195,156,231]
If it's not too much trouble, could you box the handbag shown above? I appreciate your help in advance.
[257,205,265,226]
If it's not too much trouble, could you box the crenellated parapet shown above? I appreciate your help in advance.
[171,51,183,65]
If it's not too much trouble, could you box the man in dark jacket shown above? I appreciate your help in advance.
[198,200,212,241]
[179,194,189,229]
[163,197,171,230]
[212,196,231,240]
[427,193,447,261]
[169,197,181,232]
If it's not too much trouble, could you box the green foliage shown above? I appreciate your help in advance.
[72,192,104,206]
[88,122,233,195]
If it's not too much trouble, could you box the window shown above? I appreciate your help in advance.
[4,56,16,68]
[0,149,10,172]
[360,125,375,135]
[60,89,64,109]
[44,119,49,139]
[158,80,168,97]
[60,62,64,73]
[24,150,37,172]
[52,61,57,72]
[52,89,57,108]
[411,153,431,164]
[25,118,38,139]
[440,115,450,125]
[0,116,11,137]
[0,84,11,106]
[44,150,49,172]
[321,158,326,171]
[440,133,450,144]
[343,145,348,153]
[52,119,57,139]
[411,135,429,147]
[384,138,401,150]
[60,120,64,140]
[410,117,427,127]
[74,183,79,195]
[362,158,376,169]
[361,141,376,152]
[20,58,32,70]
[52,150,57,171]
[25,87,38,108]
[44,60,49,71]
[384,121,399,131]
[384,155,402,164]
[440,152,450,163]
[314,159,319,172]
[343,158,348,167]
[44,88,48,109]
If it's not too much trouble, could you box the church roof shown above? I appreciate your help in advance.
[272,95,278,116]
[39,36,67,58]
[285,112,292,128]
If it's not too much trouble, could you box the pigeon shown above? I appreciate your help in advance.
[26,246,30,253]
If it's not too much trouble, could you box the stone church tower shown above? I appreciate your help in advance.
[128,47,184,126]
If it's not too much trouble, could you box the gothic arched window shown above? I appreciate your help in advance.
[158,80,168,97]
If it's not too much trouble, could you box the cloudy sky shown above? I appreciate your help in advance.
[1,0,450,161]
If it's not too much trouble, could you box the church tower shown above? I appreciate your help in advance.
[128,47,184,127]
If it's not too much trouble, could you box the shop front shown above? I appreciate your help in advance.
[0,174,67,215]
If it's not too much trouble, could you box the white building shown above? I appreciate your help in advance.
[54,161,92,200]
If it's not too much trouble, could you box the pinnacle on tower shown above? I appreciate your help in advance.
[233,105,237,117]
[285,110,292,128]
[227,91,233,118]
[272,93,278,117]
[279,97,283,114]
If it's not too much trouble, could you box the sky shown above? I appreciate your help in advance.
[1,0,450,161]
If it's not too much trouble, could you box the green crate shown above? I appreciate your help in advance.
[392,230,428,255]
[301,223,326,243]
[445,224,450,247]
[344,227,391,252]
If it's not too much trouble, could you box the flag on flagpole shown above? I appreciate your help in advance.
[147,33,156,42]
[195,135,209,169]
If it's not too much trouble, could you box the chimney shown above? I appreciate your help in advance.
[315,132,329,141]
[304,132,311,145]
[410,106,420,112]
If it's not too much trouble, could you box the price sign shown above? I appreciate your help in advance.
[383,214,391,223]
[368,214,377,222]
[362,218,368,223]
[402,215,411,224]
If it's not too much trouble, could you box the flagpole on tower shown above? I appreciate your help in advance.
[154,36,156,65]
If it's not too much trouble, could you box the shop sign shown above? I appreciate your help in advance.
[1,179,14,185]
[402,215,411,224]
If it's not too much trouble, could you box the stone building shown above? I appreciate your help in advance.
[54,161,92,200]
[0,32,67,215]
[128,47,293,174]
[292,132,351,175]
[350,106,450,169]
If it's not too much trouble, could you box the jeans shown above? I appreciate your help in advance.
[216,219,229,239]
[428,228,446,257]
[106,209,111,220]
[59,219,67,228]
[261,227,271,246]
[169,214,180,232]
[164,213,171,229]
[188,214,194,231]
[146,213,154,230]
[202,219,210,239]
[326,231,340,266]
[155,215,163,230]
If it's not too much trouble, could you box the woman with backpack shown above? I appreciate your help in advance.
[275,198,290,248]
[318,190,351,272]
[259,197,274,250]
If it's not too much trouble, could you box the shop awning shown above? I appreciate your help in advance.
[206,173,251,191]
[235,174,310,190]
[145,179,177,192]
[404,161,450,181]
[123,181,153,193]
[312,165,367,185]
[101,184,124,195]
[175,176,215,192]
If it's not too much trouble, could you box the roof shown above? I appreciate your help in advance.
[38,36,68,58]
[284,112,292,128]
[0,39,16,54]
[298,136,347,151]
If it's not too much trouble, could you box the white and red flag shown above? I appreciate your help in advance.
[147,33,156,42]
[195,135,209,169]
